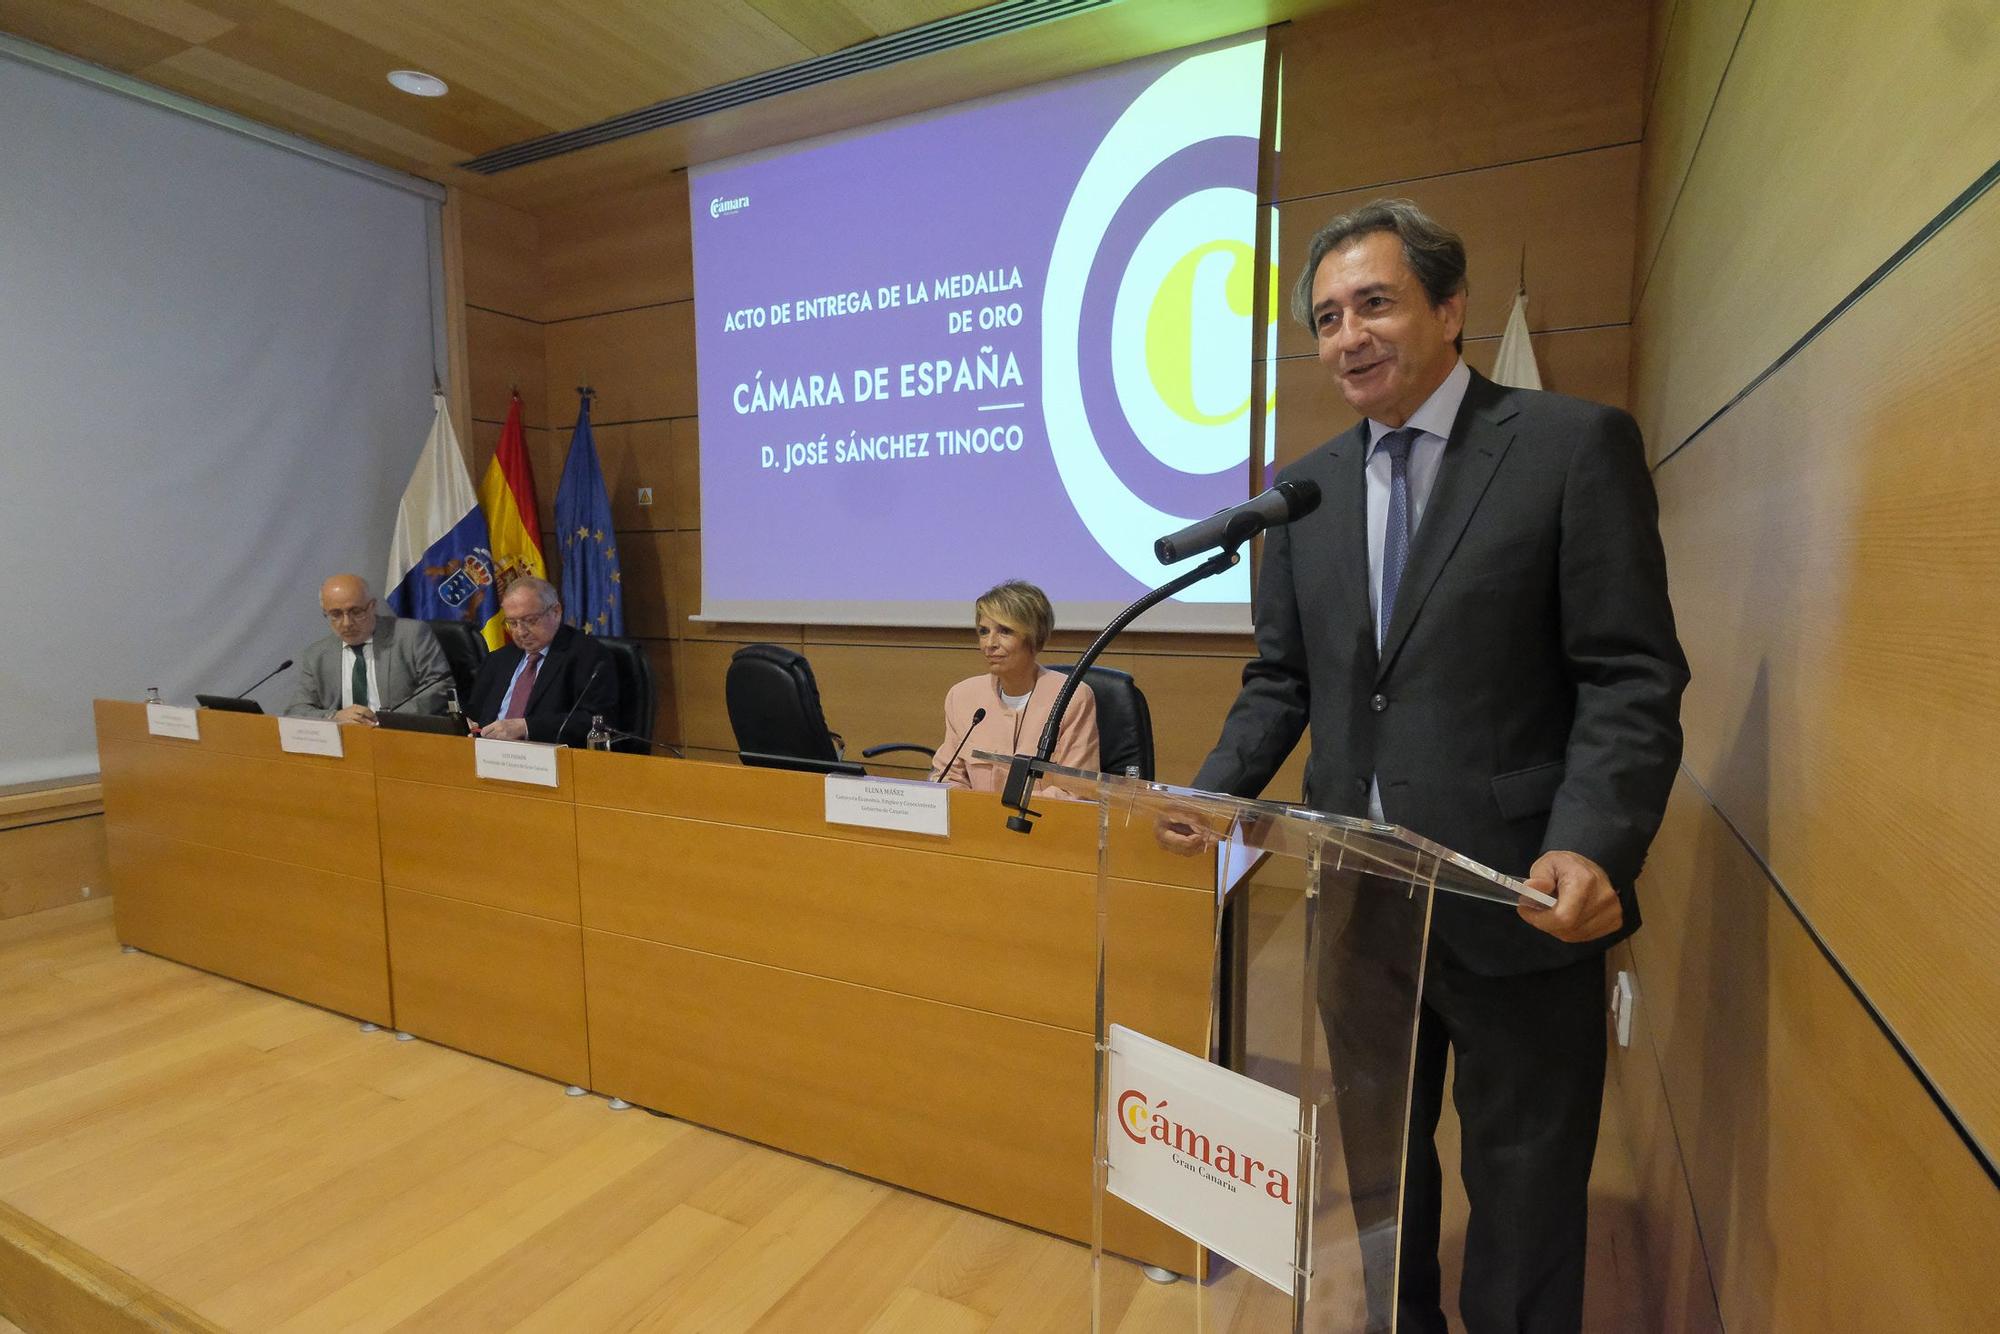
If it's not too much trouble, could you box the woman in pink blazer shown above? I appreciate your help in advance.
[931,579,1098,792]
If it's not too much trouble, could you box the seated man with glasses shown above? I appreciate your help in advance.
[465,575,618,747]
[283,573,454,723]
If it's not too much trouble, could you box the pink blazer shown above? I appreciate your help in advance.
[932,668,1099,794]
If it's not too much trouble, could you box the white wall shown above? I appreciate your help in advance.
[0,46,443,782]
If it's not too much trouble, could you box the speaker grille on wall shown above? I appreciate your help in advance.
[458,0,1116,175]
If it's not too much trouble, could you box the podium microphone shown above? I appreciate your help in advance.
[554,663,606,746]
[929,708,985,782]
[235,658,294,698]
[1154,479,1321,565]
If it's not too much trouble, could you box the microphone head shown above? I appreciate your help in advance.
[970,707,987,723]
[1276,478,1322,520]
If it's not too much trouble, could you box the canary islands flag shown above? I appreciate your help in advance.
[476,391,546,648]
[385,394,497,629]
[554,392,622,636]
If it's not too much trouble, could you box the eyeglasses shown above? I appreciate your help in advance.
[324,606,374,622]
[502,606,557,630]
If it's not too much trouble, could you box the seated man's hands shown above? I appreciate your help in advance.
[478,717,530,741]
[332,705,376,726]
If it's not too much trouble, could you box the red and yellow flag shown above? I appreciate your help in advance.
[476,392,547,648]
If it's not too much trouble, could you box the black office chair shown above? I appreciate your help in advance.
[425,619,487,711]
[725,644,930,776]
[594,635,656,754]
[1048,663,1155,780]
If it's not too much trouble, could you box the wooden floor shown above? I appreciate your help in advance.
[0,902,1645,1332]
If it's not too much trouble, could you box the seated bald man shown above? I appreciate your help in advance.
[466,576,618,747]
[284,573,454,723]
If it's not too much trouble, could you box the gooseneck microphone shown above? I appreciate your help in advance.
[379,676,449,715]
[595,726,686,759]
[1153,479,1322,565]
[930,707,986,782]
[553,663,606,747]
[235,658,294,698]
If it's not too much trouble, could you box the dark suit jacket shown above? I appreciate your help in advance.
[467,623,619,748]
[1193,371,1688,976]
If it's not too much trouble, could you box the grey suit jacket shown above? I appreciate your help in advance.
[283,611,453,719]
[1193,371,1689,976]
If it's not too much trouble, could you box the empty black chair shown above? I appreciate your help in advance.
[593,635,655,753]
[724,643,932,776]
[725,644,865,776]
[424,619,487,710]
[1048,663,1154,780]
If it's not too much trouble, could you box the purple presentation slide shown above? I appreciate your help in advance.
[689,34,1269,628]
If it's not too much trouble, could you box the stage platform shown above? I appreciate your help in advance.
[0,900,1208,1332]
[0,901,1644,1333]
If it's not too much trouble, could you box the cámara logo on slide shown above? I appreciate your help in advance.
[1041,39,1273,600]
[709,195,750,218]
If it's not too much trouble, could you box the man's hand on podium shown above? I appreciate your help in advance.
[1154,804,1220,857]
[478,717,530,741]
[1518,849,1622,943]
[332,705,376,726]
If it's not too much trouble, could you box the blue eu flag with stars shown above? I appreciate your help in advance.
[555,393,623,636]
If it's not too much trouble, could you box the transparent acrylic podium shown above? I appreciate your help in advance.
[980,754,1546,1333]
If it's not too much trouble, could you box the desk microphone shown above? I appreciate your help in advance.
[554,663,606,746]
[930,707,985,782]
[379,676,449,715]
[235,658,294,698]
[595,726,685,759]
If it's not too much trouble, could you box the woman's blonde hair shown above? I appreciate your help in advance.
[974,579,1055,651]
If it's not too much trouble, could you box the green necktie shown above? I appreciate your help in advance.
[350,646,368,708]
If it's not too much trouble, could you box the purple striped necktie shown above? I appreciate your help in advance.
[1377,427,1419,650]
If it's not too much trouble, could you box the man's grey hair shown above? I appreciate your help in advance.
[508,575,559,609]
[1290,198,1470,350]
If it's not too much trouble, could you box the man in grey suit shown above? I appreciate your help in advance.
[283,573,453,723]
[1167,201,1687,1333]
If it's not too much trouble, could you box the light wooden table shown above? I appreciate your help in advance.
[93,699,1213,1271]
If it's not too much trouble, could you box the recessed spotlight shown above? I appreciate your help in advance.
[387,69,448,98]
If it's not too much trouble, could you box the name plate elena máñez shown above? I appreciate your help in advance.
[277,717,344,758]
[823,774,950,838]
[1105,1023,1305,1295]
[473,738,561,788]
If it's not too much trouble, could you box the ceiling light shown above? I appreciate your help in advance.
[387,70,448,98]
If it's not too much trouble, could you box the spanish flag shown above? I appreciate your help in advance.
[476,392,547,648]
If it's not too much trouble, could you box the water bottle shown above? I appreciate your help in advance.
[145,686,163,705]
[586,715,612,751]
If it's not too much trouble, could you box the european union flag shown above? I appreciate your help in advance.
[554,392,622,636]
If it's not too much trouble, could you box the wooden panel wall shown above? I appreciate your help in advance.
[1617,0,2000,1327]
[0,784,107,921]
[450,0,1649,796]
[1630,0,2000,459]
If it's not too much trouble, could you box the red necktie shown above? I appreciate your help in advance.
[503,652,541,719]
